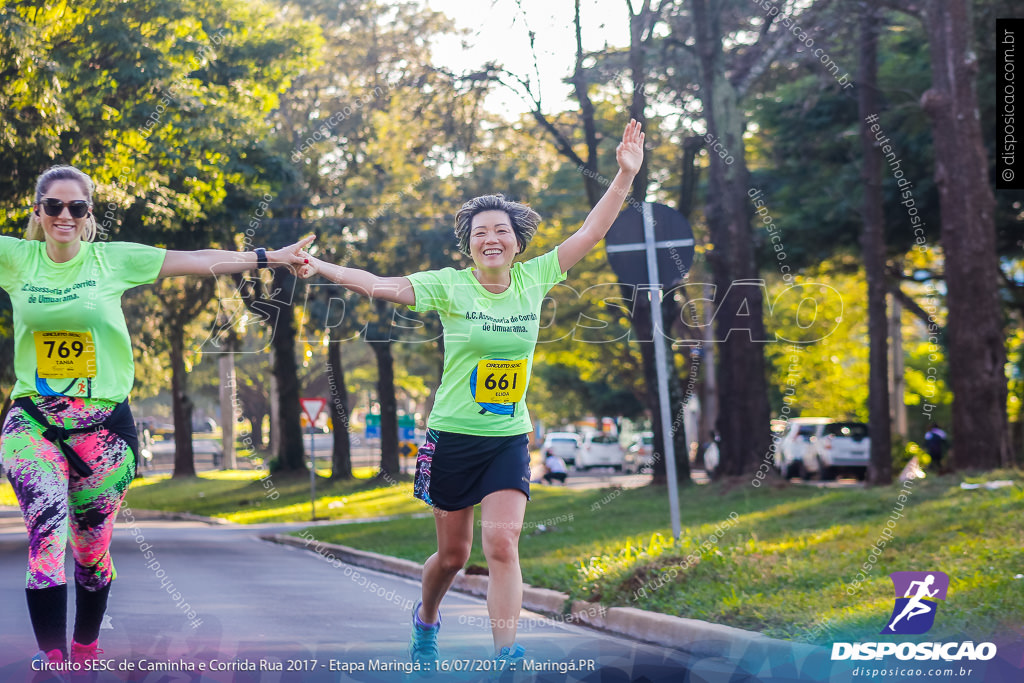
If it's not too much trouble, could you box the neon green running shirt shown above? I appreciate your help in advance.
[0,237,166,401]
[407,247,567,436]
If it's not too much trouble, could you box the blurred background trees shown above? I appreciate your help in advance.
[1,0,1020,480]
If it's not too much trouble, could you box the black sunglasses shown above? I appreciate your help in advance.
[37,198,91,219]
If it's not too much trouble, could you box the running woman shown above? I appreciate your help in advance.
[1,165,312,668]
[298,120,644,665]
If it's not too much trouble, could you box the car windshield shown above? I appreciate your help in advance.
[589,435,618,444]
[797,425,817,439]
[550,438,577,445]
[825,423,869,439]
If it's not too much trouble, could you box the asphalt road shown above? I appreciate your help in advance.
[0,509,769,683]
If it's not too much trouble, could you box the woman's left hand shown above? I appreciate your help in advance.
[269,235,316,268]
[616,119,645,176]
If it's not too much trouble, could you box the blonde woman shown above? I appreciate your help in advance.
[1,165,311,667]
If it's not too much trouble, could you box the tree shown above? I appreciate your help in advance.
[0,0,319,476]
[690,0,773,476]
[920,0,1010,468]
[858,0,893,483]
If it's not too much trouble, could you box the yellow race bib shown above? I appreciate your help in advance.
[474,359,528,404]
[34,331,97,379]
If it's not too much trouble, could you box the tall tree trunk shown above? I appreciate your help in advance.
[269,370,280,456]
[269,268,306,472]
[369,338,400,478]
[692,0,771,476]
[327,331,352,480]
[890,293,907,439]
[858,0,893,485]
[218,351,237,470]
[170,327,196,478]
[569,0,603,207]
[921,0,1010,469]
[251,412,265,451]
[699,282,718,464]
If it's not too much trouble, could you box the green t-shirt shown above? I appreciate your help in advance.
[0,237,166,402]
[407,247,567,436]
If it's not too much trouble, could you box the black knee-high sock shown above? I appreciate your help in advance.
[25,585,67,655]
[73,581,111,646]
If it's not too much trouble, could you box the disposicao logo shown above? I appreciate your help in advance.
[831,570,997,662]
[882,571,948,635]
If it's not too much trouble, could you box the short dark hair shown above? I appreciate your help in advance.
[453,194,540,257]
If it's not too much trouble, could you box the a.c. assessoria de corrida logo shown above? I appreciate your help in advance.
[832,571,997,662]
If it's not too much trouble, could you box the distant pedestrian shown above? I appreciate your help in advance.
[542,453,567,485]
[924,423,947,472]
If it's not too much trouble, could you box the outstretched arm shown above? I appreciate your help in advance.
[557,119,645,274]
[297,256,416,306]
[158,235,315,278]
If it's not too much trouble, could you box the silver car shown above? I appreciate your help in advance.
[775,417,833,479]
[577,432,626,471]
[542,432,581,466]
[802,421,870,481]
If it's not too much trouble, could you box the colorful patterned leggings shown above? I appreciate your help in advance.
[2,396,134,590]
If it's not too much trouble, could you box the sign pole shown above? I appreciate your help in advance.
[642,202,682,541]
[301,397,327,522]
[309,423,316,521]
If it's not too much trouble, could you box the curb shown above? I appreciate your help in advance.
[263,533,823,671]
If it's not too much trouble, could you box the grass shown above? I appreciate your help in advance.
[294,470,1024,646]
[119,467,423,524]
[2,466,1021,645]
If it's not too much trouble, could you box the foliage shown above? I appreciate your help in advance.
[764,262,868,421]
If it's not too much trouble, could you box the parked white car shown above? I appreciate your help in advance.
[577,432,625,470]
[775,417,834,479]
[541,432,581,466]
[625,432,654,473]
[803,421,870,480]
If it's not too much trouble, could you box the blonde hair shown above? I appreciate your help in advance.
[25,165,98,242]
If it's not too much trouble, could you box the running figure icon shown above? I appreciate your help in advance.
[885,574,939,632]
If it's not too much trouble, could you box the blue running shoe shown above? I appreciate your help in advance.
[409,601,441,666]
[494,642,526,670]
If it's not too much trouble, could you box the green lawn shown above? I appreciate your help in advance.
[2,468,1020,645]
[294,471,1024,646]
[118,467,423,524]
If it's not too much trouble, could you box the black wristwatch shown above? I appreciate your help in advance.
[254,247,268,269]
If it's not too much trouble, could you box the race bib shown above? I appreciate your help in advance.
[474,359,528,404]
[34,330,97,379]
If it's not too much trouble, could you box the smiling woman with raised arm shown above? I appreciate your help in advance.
[0,165,313,670]
[298,120,644,668]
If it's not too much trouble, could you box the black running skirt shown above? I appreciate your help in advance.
[413,429,531,511]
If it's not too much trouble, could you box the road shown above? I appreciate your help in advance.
[0,510,772,682]
[141,436,702,490]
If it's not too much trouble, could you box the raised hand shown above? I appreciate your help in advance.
[269,234,316,268]
[616,119,645,176]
